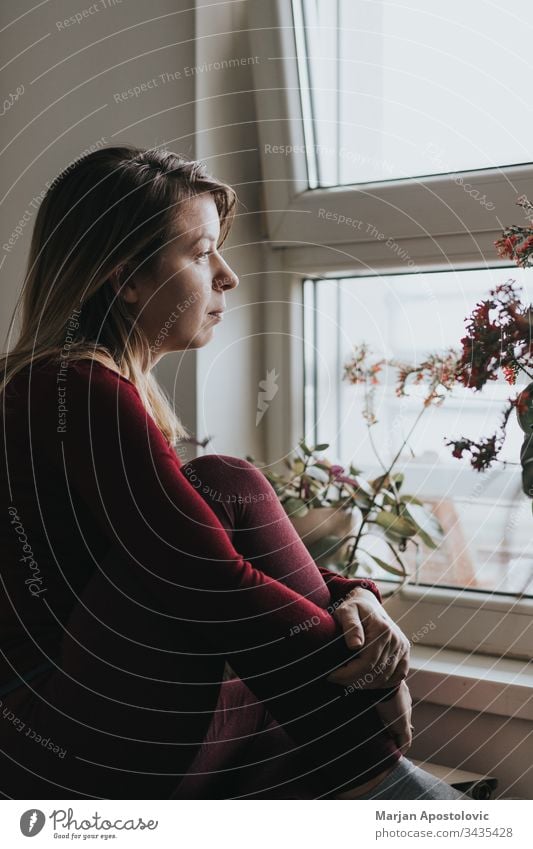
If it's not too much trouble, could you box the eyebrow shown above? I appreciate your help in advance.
[188,231,219,247]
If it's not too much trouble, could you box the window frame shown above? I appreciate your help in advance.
[248,0,533,658]
[248,0,533,265]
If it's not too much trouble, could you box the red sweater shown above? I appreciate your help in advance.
[0,358,384,692]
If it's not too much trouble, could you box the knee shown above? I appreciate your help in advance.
[181,454,259,490]
[181,455,276,508]
[183,454,257,474]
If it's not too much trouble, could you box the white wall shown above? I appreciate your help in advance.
[192,0,267,462]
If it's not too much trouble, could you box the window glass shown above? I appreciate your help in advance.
[297,0,533,186]
[303,268,533,595]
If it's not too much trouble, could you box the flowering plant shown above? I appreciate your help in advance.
[494,195,533,268]
[247,345,457,584]
[446,195,533,473]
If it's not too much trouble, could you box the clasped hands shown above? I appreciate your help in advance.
[327,586,413,754]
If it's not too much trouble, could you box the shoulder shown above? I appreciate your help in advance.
[6,356,140,407]
[36,355,135,387]
[67,358,137,391]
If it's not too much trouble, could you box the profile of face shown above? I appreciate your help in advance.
[116,193,239,363]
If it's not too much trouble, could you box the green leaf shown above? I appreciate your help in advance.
[353,476,375,496]
[282,497,309,518]
[384,538,410,570]
[370,473,390,492]
[364,552,406,578]
[374,511,417,537]
[401,503,443,550]
[392,473,405,491]
[338,559,362,578]
[308,535,347,562]
[313,443,330,452]
[300,441,313,456]
[353,495,373,512]
[400,494,424,506]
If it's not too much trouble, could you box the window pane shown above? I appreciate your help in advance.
[303,268,533,596]
[296,0,533,186]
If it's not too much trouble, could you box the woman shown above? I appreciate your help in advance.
[0,146,462,800]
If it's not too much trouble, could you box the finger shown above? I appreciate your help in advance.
[383,650,410,685]
[354,630,388,673]
[377,643,410,685]
[361,639,397,687]
[335,604,365,649]
[326,628,400,687]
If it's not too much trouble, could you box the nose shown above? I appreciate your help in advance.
[213,255,239,291]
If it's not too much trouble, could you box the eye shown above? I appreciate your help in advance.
[197,249,213,262]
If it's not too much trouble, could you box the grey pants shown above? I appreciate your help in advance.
[355,757,468,800]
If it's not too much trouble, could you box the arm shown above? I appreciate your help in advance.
[40,361,401,787]
[317,567,382,606]
[318,569,408,696]
[46,362,355,678]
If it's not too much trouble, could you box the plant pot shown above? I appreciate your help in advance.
[289,505,356,566]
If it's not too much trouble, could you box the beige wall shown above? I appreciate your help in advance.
[191,0,266,462]
[410,701,533,799]
[0,0,266,462]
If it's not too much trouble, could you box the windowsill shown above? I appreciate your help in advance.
[407,644,533,722]
[382,583,533,660]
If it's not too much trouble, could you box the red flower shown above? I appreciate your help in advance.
[503,366,517,385]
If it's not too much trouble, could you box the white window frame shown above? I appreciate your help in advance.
[249,0,533,267]
[248,0,533,659]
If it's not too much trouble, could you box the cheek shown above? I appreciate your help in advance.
[168,268,211,311]
[168,295,212,343]
[177,283,211,320]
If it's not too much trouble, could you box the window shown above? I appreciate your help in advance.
[249,0,533,251]
[303,268,533,598]
[298,0,533,187]
[248,0,533,657]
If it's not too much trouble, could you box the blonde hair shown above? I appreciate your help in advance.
[0,145,237,445]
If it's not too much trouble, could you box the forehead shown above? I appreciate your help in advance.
[172,194,220,242]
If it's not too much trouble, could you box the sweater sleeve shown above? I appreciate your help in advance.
[49,362,356,678]
[317,568,383,606]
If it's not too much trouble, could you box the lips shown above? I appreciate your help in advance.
[208,310,224,317]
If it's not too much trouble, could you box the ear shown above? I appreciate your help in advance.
[110,263,140,305]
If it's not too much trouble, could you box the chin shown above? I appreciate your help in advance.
[183,329,216,351]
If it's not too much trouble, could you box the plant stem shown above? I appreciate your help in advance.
[367,424,402,512]
[347,405,428,561]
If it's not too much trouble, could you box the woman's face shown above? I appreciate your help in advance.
[120,193,239,363]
